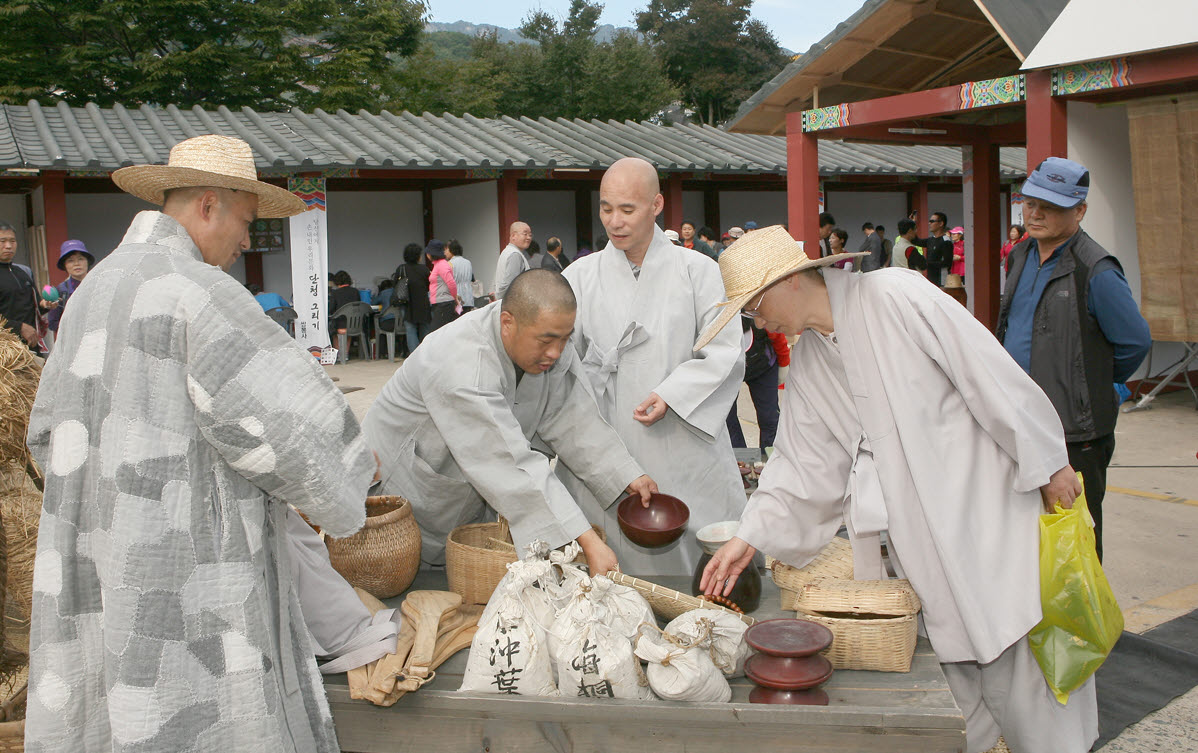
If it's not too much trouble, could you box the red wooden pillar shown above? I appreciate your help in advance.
[244,254,264,289]
[663,173,683,231]
[574,188,592,252]
[40,171,69,286]
[422,185,435,244]
[914,179,930,236]
[967,137,1002,329]
[786,112,820,250]
[1025,69,1068,173]
[497,172,520,249]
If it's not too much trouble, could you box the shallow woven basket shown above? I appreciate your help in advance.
[0,720,22,752]
[608,572,755,626]
[324,496,421,599]
[794,577,921,673]
[446,520,518,606]
[769,536,854,610]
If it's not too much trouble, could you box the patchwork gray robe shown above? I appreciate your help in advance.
[25,211,375,752]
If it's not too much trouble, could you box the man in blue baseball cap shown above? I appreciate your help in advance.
[997,157,1151,561]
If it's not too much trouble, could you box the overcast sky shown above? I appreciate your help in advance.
[425,0,854,55]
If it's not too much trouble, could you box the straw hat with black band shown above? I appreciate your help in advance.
[693,224,866,351]
[112,134,306,218]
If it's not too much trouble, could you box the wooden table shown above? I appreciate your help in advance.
[325,572,966,753]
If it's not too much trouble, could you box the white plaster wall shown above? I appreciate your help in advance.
[323,191,422,296]
[518,191,577,258]
[434,181,499,294]
[720,191,786,231]
[927,192,965,232]
[824,191,907,250]
[65,194,154,266]
[0,195,29,264]
[1066,101,1180,377]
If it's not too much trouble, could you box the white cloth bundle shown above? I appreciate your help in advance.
[634,625,731,703]
[553,598,653,700]
[547,571,655,659]
[459,546,559,696]
[665,609,750,678]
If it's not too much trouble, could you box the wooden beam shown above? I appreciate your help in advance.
[663,173,684,232]
[965,137,1002,328]
[786,113,821,257]
[1025,69,1067,172]
[876,45,954,63]
[930,9,992,25]
[244,253,264,290]
[840,80,912,94]
[39,171,69,286]
[914,179,929,236]
[1051,47,1198,98]
[496,172,519,251]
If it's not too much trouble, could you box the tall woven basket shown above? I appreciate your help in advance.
[324,496,422,599]
[769,536,855,611]
[446,520,518,607]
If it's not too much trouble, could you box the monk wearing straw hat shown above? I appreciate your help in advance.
[26,135,376,752]
[696,225,1097,753]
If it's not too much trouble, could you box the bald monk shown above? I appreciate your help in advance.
[494,220,534,299]
[363,269,658,575]
[558,157,747,576]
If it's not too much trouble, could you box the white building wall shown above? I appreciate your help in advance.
[323,191,422,296]
[433,181,499,294]
[0,195,29,264]
[65,194,155,267]
[1066,100,1177,377]
[518,190,577,258]
[824,191,907,250]
[720,191,786,230]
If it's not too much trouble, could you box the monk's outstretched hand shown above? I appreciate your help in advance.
[577,527,619,576]
[625,474,658,508]
[633,392,668,426]
[699,536,756,598]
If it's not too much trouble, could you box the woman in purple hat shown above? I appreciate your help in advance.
[46,239,95,333]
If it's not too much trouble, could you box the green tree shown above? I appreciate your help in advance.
[579,31,678,122]
[636,0,787,124]
[0,0,427,111]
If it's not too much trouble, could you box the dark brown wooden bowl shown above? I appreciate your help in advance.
[616,493,690,548]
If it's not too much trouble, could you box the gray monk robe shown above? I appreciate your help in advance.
[362,301,645,565]
[25,211,375,753]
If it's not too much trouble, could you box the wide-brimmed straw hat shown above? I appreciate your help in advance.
[112,134,306,218]
[694,224,866,351]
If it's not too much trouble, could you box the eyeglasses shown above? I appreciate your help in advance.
[741,289,768,319]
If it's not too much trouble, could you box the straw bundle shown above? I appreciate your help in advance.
[0,472,39,657]
[0,320,41,475]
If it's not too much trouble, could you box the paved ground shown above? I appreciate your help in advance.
[326,356,1198,750]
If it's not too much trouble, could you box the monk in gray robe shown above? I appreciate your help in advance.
[363,269,656,575]
[699,226,1097,753]
[26,135,376,752]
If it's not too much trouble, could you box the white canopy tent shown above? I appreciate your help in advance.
[1021,0,1198,69]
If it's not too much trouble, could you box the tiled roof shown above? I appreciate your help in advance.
[0,101,1026,178]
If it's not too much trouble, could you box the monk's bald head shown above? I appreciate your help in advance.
[499,269,576,374]
[501,269,576,324]
[599,157,664,260]
[603,157,659,198]
[509,221,532,251]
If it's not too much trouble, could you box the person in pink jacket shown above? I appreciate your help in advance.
[949,226,966,278]
[426,239,458,332]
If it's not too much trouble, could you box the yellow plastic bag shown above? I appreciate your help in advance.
[1028,476,1123,704]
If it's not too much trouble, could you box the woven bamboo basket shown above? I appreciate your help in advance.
[0,720,22,752]
[608,572,755,626]
[446,520,518,606]
[446,520,605,606]
[794,577,921,672]
[768,536,854,610]
[324,496,421,599]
